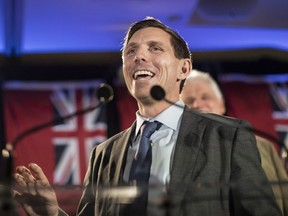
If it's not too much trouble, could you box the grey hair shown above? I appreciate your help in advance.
[184,69,224,100]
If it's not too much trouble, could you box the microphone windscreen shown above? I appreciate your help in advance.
[150,85,166,101]
[97,83,114,102]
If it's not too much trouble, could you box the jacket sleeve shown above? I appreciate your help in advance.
[230,120,282,216]
[76,147,97,216]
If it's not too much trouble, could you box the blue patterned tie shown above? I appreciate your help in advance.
[125,121,161,215]
[129,121,160,183]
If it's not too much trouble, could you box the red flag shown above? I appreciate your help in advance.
[4,80,107,184]
[220,74,288,155]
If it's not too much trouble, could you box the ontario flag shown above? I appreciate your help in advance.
[4,80,108,185]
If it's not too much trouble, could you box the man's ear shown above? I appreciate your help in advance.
[178,59,192,79]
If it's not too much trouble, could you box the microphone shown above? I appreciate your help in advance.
[150,85,184,110]
[150,85,166,101]
[97,83,114,102]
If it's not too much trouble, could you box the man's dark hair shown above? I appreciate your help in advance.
[122,17,192,92]
[122,16,191,60]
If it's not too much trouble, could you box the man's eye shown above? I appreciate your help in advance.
[188,98,195,104]
[202,95,210,100]
[126,49,136,56]
[150,46,162,52]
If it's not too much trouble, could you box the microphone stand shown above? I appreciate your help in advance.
[0,56,20,215]
[0,83,114,215]
[0,146,18,216]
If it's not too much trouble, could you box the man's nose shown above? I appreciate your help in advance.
[191,100,199,109]
[134,48,147,63]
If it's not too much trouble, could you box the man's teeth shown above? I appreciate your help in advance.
[134,71,154,79]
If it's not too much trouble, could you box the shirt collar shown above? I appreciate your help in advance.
[135,100,185,137]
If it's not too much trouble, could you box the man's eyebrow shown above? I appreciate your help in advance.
[126,41,137,46]
[124,42,138,50]
[124,40,166,52]
[128,40,164,46]
[148,40,164,46]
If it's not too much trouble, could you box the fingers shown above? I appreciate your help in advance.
[13,172,28,188]
[17,165,37,182]
[14,163,54,198]
[13,163,59,216]
[27,163,55,196]
[14,165,37,195]
[28,163,50,186]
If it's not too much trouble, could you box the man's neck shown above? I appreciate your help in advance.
[137,100,176,118]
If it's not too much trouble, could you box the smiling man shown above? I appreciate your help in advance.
[13,17,281,216]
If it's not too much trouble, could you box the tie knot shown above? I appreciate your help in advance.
[142,121,161,138]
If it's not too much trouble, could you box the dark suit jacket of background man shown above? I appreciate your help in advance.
[74,107,281,216]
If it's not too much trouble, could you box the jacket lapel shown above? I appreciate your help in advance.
[170,108,207,186]
[109,122,136,185]
[102,123,136,216]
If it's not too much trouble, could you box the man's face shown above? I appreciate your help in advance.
[180,79,225,115]
[122,27,189,104]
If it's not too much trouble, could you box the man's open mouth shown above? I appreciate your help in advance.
[133,70,155,80]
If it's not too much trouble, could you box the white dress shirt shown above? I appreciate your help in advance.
[123,100,185,185]
[122,100,185,215]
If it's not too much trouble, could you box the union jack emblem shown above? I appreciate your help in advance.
[50,81,107,185]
